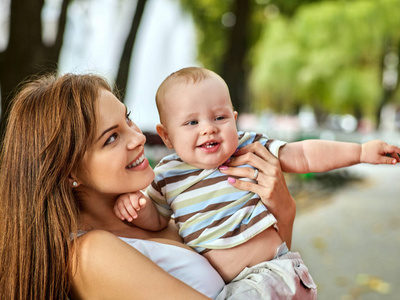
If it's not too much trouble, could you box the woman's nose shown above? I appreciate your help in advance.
[127,131,146,150]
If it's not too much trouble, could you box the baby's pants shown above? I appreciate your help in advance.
[215,244,317,300]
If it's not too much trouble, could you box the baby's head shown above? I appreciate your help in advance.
[155,67,239,170]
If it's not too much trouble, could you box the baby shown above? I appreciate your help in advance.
[114,67,399,297]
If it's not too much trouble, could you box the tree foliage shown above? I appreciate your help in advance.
[179,0,259,111]
[251,0,400,124]
[178,0,326,112]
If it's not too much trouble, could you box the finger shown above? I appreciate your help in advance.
[386,145,400,162]
[116,202,135,222]
[125,203,139,221]
[228,146,280,175]
[227,176,272,201]
[219,165,255,180]
[113,205,125,221]
[226,151,267,169]
[139,197,147,208]
[220,155,280,180]
[233,142,276,162]
[129,195,142,211]
[382,155,398,165]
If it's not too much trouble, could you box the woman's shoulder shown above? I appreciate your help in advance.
[72,230,124,270]
[72,230,139,274]
[76,229,118,249]
[70,230,147,299]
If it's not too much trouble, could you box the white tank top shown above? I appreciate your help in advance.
[118,237,224,298]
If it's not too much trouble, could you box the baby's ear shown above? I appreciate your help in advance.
[156,124,174,149]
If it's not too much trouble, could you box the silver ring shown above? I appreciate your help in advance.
[253,168,259,180]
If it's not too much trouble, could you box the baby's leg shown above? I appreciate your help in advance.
[215,249,317,300]
[203,226,282,282]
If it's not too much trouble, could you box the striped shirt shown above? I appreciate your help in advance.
[146,132,286,253]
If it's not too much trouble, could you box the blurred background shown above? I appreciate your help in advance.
[0,0,399,299]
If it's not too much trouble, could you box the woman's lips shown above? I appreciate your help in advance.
[126,153,145,169]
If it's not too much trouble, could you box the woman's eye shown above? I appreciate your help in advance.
[126,111,132,124]
[105,133,118,146]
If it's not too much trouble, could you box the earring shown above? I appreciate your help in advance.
[72,181,78,188]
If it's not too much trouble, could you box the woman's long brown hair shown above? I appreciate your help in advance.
[0,73,111,299]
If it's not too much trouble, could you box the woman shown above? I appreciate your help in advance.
[0,73,296,299]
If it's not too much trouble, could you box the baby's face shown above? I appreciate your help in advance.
[160,76,238,170]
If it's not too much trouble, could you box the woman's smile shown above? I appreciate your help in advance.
[126,154,150,171]
[126,153,145,169]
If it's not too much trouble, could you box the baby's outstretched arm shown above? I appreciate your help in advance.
[114,191,169,231]
[279,139,400,173]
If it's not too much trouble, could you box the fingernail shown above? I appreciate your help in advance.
[224,158,231,164]
[228,177,236,184]
[219,165,228,170]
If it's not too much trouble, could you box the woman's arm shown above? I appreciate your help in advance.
[219,142,296,249]
[70,230,210,300]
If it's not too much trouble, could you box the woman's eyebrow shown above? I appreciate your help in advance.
[97,125,119,142]
[96,104,127,142]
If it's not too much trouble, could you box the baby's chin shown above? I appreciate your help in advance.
[180,151,231,170]
[190,160,225,170]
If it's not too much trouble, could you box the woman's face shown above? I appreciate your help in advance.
[77,89,154,197]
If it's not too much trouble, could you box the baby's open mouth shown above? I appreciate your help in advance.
[199,142,219,149]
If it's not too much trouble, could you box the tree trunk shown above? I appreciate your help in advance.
[220,0,252,113]
[0,0,71,139]
[114,0,147,102]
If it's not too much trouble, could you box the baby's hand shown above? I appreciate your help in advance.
[114,191,147,222]
[361,140,400,165]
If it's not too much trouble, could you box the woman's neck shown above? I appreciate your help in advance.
[77,192,182,241]
[78,192,129,231]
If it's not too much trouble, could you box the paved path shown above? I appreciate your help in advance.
[292,164,400,300]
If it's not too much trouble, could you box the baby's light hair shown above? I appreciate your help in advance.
[155,67,223,124]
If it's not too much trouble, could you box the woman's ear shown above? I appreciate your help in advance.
[68,174,81,188]
[156,124,174,149]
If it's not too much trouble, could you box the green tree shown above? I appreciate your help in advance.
[251,0,400,125]
[178,0,325,113]
[179,0,255,112]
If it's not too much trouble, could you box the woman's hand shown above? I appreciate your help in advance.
[218,142,296,248]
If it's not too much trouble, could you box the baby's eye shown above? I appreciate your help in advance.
[105,133,118,146]
[126,111,132,124]
[186,120,198,126]
[215,116,225,121]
